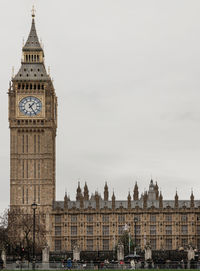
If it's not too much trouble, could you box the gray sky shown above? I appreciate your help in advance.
[1,0,200,212]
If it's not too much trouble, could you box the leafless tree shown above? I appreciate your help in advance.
[0,208,47,258]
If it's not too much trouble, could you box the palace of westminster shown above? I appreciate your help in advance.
[8,11,200,254]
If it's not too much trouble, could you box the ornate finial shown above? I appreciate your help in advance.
[32,5,36,18]
[12,66,14,78]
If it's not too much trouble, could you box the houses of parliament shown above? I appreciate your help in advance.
[9,11,200,253]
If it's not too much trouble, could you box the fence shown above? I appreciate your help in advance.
[4,260,200,270]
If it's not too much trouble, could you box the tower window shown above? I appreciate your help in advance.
[22,186,24,204]
[38,135,40,153]
[30,83,32,90]
[38,161,40,178]
[22,160,25,178]
[34,135,36,153]
[34,84,36,90]
[26,160,28,178]
[38,184,40,204]
[34,74,37,77]
[34,55,36,61]
[26,84,28,89]
[18,83,20,89]
[34,160,36,178]
[26,135,28,152]
[42,84,44,90]
[34,185,36,201]
[22,135,24,153]
[22,84,25,89]
[38,84,40,90]
[26,187,28,204]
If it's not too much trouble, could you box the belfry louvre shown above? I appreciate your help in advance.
[9,12,200,253]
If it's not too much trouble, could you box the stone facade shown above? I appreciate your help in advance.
[50,181,200,252]
[9,13,200,254]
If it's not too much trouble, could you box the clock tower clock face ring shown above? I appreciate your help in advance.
[19,96,42,116]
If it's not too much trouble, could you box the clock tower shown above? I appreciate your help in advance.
[9,11,57,211]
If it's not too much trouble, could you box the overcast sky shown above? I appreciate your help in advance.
[1,0,200,212]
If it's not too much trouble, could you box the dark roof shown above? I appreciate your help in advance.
[14,63,49,81]
[23,18,42,51]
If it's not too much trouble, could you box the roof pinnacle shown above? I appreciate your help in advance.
[32,5,36,18]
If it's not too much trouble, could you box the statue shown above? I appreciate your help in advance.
[117,243,124,261]
[73,245,80,261]
[1,249,6,268]
[145,245,152,261]
[42,244,49,269]
[187,245,195,261]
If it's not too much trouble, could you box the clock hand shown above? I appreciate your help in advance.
[31,107,37,115]
[28,102,35,109]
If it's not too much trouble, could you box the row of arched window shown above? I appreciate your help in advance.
[17,83,44,90]
[25,54,40,62]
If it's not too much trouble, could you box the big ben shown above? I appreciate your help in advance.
[9,10,57,212]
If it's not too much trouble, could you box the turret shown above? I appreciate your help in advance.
[112,192,116,210]
[104,182,109,201]
[84,182,89,200]
[159,191,163,209]
[95,192,100,209]
[64,193,68,209]
[155,182,159,200]
[76,182,82,201]
[133,182,139,201]
[127,192,131,209]
[190,191,194,208]
[174,191,179,208]
[143,191,148,208]
[80,193,84,209]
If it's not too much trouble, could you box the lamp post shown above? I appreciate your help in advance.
[31,202,37,270]
[134,217,138,255]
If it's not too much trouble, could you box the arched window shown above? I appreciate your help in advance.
[34,84,36,90]
[30,83,32,90]
[38,84,40,90]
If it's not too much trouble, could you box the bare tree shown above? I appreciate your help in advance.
[0,208,47,258]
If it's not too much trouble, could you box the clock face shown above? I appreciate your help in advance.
[19,96,42,116]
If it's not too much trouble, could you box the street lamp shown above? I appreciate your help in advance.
[31,202,37,270]
[134,217,138,255]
